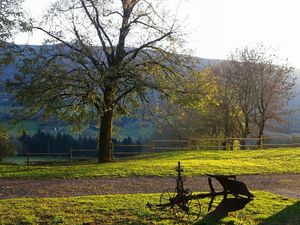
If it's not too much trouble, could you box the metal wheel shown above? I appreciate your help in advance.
[160,188,177,209]
[185,188,193,196]
[172,194,202,222]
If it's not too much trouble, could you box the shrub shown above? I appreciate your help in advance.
[0,131,15,162]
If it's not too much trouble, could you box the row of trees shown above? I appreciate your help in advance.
[19,130,143,154]
[153,45,295,147]
[212,45,295,146]
[19,131,97,153]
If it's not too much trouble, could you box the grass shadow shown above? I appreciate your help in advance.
[259,201,300,225]
[195,197,252,225]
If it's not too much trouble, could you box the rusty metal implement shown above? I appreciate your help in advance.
[147,161,254,221]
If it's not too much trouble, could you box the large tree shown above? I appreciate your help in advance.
[6,0,189,162]
[250,46,295,145]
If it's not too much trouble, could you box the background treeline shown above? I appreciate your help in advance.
[151,44,296,146]
[19,130,144,154]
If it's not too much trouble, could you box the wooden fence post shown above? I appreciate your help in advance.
[152,140,155,154]
[112,142,114,159]
[226,138,230,150]
[26,153,29,166]
[70,147,73,165]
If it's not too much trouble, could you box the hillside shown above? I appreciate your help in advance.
[288,69,300,132]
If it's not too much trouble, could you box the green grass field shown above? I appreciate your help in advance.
[1,148,300,179]
[1,148,299,224]
[0,191,298,225]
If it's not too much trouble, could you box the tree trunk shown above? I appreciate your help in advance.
[224,126,231,150]
[98,88,115,163]
[240,116,250,150]
[98,108,114,163]
[256,123,265,149]
[223,107,230,150]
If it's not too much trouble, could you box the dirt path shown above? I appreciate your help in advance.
[0,174,299,199]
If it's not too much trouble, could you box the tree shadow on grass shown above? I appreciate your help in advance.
[195,197,252,225]
[259,201,300,225]
[194,198,300,225]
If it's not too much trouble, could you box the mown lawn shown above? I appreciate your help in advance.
[1,148,300,179]
[0,191,299,225]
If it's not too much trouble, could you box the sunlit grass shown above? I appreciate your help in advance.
[0,191,298,225]
[0,148,299,179]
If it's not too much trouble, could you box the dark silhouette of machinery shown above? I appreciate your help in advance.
[147,161,254,222]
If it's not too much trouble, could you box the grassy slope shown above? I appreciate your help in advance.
[0,120,39,136]
[1,148,300,179]
[0,192,299,225]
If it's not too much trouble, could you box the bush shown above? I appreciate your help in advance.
[0,131,15,162]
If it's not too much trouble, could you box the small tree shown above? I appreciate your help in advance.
[0,0,24,162]
[150,69,219,139]
[225,47,258,142]
[0,131,15,162]
[210,62,242,145]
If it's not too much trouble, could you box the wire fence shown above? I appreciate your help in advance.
[21,136,300,165]
[112,136,300,156]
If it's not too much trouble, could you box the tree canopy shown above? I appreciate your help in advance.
[0,0,25,41]
[153,44,296,148]
[6,0,190,162]
[0,0,26,70]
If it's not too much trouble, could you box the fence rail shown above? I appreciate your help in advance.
[21,136,300,164]
[24,152,71,165]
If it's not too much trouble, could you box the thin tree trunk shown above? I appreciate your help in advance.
[224,126,230,150]
[240,116,250,150]
[257,123,265,149]
[223,105,231,150]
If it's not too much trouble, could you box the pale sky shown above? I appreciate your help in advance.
[15,0,300,68]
